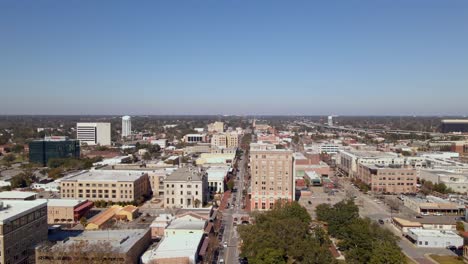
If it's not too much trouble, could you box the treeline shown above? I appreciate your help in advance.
[238,202,336,264]
[316,200,405,264]
[420,179,454,194]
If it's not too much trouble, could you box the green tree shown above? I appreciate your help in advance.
[142,152,152,161]
[456,221,465,232]
[3,153,16,163]
[227,179,235,190]
[369,241,405,264]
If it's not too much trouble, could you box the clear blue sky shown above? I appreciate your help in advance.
[1,0,467,115]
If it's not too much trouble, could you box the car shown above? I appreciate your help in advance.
[421,212,430,216]
[223,242,228,248]
[378,219,385,225]
[219,258,225,263]
[415,215,423,218]
[434,212,443,216]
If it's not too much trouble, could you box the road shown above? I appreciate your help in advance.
[221,150,248,264]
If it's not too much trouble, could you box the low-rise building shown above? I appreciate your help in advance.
[183,134,207,143]
[356,164,417,194]
[141,232,204,264]
[45,199,93,225]
[36,229,151,264]
[406,228,463,248]
[86,205,139,230]
[150,214,175,239]
[402,195,465,216]
[59,170,151,203]
[0,200,48,264]
[195,153,235,166]
[164,167,208,209]
[0,191,37,200]
[206,166,229,193]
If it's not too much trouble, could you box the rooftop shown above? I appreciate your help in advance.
[41,199,87,207]
[60,170,148,182]
[141,232,203,262]
[0,200,47,223]
[341,150,398,159]
[165,167,204,182]
[206,166,230,181]
[166,217,206,230]
[51,229,149,253]
[441,119,468,124]
[0,191,37,200]
[408,228,461,238]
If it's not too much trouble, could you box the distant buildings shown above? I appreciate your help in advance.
[29,136,80,166]
[0,200,48,264]
[36,229,151,264]
[207,121,224,133]
[250,144,294,210]
[441,119,468,133]
[356,164,417,194]
[327,116,333,126]
[183,134,207,143]
[164,167,208,209]
[59,170,151,203]
[122,115,132,138]
[76,122,111,146]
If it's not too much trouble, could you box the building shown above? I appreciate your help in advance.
[59,170,151,203]
[195,153,236,166]
[76,122,111,146]
[45,199,93,225]
[0,200,48,264]
[0,191,37,200]
[207,121,224,133]
[406,228,463,248]
[206,166,229,193]
[36,229,151,264]
[441,119,468,133]
[164,167,208,209]
[141,232,204,264]
[337,150,408,177]
[183,134,206,143]
[419,169,468,194]
[85,205,138,230]
[356,164,417,194]
[29,136,80,166]
[327,116,333,126]
[402,195,465,216]
[250,145,295,211]
[150,214,175,239]
[122,116,132,138]
[151,139,168,149]
[211,132,239,149]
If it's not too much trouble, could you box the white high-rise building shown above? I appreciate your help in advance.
[328,116,333,126]
[122,115,131,138]
[76,122,111,146]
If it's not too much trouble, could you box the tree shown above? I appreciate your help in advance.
[456,221,465,232]
[3,153,16,163]
[80,217,87,227]
[194,198,201,208]
[369,241,405,264]
[143,152,152,161]
[227,179,235,190]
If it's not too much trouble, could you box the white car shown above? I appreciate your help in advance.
[223,241,228,248]
[421,212,430,216]
[434,212,443,216]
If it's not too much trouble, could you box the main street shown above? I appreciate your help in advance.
[221,149,248,264]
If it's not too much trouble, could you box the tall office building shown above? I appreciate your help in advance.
[328,116,333,126]
[76,122,111,146]
[29,136,80,166]
[441,119,468,133]
[250,145,294,211]
[122,115,132,138]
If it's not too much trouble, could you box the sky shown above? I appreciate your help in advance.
[0,0,467,116]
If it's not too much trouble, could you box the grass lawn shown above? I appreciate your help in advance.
[429,255,464,264]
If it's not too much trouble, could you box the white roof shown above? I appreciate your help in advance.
[166,217,205,230]
[42,199,87,207]
[0,191,37,199]
[141,233,203,262]
[61,170,147,182]
[0,200,47,223]
[206,166,229,181]
[408,228,461,238]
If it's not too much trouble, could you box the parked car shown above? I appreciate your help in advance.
[447,245,457,251]
[223,242,228,248]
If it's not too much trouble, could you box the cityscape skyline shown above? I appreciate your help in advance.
[1,1,467,115]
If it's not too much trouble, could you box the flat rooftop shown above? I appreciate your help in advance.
[51,229,148,253]
[0,191,37,199]
[41,199,87,207]
[441,119,468,124]
[167,217,206,230]
[408,228,461,238]
[60,170,147,182]
[206,166,230,181]
[0,200,47,223]
[342,150,398,158]
[142,232,203,261]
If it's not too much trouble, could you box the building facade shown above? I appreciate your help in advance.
[76,122,111,146]
[0,200,48,264]
[122,116,132,138]
[441,119,468,133]
[207,122,224,133]
[357,164,417,194]
[59,170,151,203]
[183,134,206,143]
[29,136,80,166]
[46,199,94,224]
[164,167,208,209]
[250,146,295,211]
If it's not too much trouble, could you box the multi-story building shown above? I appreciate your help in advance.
[76,122,111,146]
[211,132,239,149]
[441,119,468,133]
[250,145,294,211]
[164,167,208,208]
[45,199,94,224]
[183,134,206,143]
[29,136,80,166]
[356,164,417,194]
[207,121,224,133]
[206,166,229,193]
[59,170,151,203]
[0,200,48,264]
[36,229,151,264]
[122,115,132,138]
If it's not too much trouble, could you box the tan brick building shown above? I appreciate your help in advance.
[0,200,48,264]
[250,145,295,211]
[357,164,417,194]
[45,199,93,224]
[59,170,151,203]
